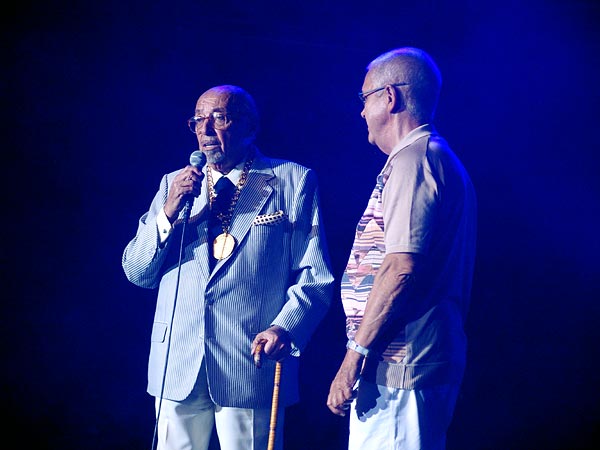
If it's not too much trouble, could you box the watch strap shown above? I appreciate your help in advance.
[346,339,370,357]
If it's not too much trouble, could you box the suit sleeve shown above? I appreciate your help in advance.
[270,169,334,354]
[122,174,174,288]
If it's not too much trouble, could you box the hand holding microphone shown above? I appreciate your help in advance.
[164,150,207,222]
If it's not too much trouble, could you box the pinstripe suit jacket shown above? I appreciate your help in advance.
[122,149,334,408]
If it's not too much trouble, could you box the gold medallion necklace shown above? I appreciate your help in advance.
[206,152,254,260]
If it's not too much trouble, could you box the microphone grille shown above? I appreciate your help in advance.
[189,150,207,167]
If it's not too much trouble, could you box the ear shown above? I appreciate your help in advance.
[385,84,405,113]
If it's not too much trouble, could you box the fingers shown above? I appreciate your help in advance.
[326,391,354,416]
[326,397,347,416]
[329,405,350,416]
[165,167,206,220]
[327,369,359,416]
[259,339,287,361]
[252,340,284,366]
[178,167,203,192]
[255,327,289,350]
[251,329,290,361]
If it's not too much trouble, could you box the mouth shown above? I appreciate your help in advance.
[201,141,221,150]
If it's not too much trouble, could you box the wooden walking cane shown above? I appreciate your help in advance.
[253,343,282,450]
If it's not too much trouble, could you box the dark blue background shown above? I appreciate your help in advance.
[4,1,599,448]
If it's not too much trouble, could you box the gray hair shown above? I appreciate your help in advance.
[367,47,442,123]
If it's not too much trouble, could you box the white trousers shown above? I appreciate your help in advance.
[349,380,459,450]
[155,365,284,450]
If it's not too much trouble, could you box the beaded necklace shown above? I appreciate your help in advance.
[205,152,254,259]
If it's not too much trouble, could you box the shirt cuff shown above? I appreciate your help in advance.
[156,208,173,244]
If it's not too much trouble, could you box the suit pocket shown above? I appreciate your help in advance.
[253,210,287,226]
[151,322,168,343]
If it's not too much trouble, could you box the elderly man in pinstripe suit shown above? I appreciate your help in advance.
[123,85,334,450]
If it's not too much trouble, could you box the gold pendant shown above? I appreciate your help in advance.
[213,232,236,260]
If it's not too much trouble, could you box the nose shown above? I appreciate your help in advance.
[360,107,366,119]
[196,117,216,135]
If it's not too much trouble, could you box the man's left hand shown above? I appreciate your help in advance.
[251,325,291,362]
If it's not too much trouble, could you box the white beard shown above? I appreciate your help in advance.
[204,148,225,165]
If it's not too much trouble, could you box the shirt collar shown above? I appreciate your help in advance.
[382,123,436,173]
[209,158,246,185]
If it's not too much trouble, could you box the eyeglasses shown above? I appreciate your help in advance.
[358,82,409,104]
[187,111,233,133]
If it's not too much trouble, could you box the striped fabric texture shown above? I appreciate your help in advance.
[122,150,334,408]
[341,173,407,363]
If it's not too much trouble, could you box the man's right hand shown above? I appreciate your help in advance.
[164,166,204,222]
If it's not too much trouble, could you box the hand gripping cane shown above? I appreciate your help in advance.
[253,343,282,450]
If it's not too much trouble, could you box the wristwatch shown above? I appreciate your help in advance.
[346,339,370,357]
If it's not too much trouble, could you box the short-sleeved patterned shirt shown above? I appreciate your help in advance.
[341,124,477,389]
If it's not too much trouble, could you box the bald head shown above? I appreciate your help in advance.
[200,85,259,137]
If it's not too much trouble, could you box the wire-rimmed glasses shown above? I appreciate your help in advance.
[187,111,233,133]
[358,82,409,104]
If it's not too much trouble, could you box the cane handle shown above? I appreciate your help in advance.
[253,342,265,368]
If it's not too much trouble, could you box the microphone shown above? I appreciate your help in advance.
[189,150,206,168]
[183,150,207,221]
